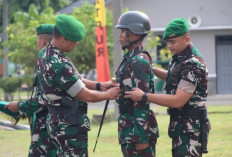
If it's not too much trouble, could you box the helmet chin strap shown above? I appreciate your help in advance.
[122,31,130,50]
[121,30,144,50]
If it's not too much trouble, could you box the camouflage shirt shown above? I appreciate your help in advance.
[37,43,90,135]
[18,91,46,118]
[166,43,208,138]
[166,43,208,108]
[19,47,49,123]
[116,47,159,145]
[18,47,51,117]
[18,47,57,156]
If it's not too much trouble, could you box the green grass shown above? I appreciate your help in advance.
[0,105,232,157]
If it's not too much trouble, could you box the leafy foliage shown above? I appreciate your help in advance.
[67,2,113,75]
[0,0,76,31]
[0,77,22,100]
[7,5,56,75]
[144,33,172,68]
[5,1,113,79]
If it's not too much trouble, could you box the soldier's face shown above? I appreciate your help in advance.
[37,35,46,51]
[118,29,127,47]
[166,34,190,55]
[118,29,140,50]
[63,38,79,52]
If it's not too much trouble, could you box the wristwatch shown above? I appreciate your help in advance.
[96,82,101,91]
[142,92,147,102]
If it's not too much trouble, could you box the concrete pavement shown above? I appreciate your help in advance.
[205,94,232,106]
[88,94,232,109]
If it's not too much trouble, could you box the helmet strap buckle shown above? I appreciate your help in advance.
[122,31,130,50]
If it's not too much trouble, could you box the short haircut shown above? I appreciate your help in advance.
[53,26,62,39]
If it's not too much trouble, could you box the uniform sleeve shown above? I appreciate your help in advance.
[53,62,85,98]
[181,59,206,87]
[178,79,196,94]
[130,54,152,143]
[181,58,208,105]
[18,90,45,118]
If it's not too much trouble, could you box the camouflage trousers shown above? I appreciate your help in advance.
[168,117,202,157]
[171,131,202,157]
[28,116,57,157]
[52,133,88,157]
[46,114,89,157]
[121,140,157,157]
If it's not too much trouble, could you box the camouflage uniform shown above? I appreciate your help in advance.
[19,99,57,157]
[37,43,90,157]
[18,48,57,157]
[116,47,159,157]
[166,43,209,157]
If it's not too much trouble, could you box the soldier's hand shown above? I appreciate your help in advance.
[101,81,118,91]
[101,78,118,91]
[106,86,121,100]
[124,88,143,101]
[135,143,149,154]
[4,101,19,112]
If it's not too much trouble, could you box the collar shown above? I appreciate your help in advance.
[48,42,65,55]
[172,43,193,62]
[123,46,143,59]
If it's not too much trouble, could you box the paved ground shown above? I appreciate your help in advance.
[205,94,232,106]
[1,93,231,109]
[88,94,232,109]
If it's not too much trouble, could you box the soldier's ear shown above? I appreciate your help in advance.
[60,36,67,43]
[42,39,47,47]
[186,36,191,44]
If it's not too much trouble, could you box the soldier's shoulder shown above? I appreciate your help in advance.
[184,56,207,69]
[133,53,151,64]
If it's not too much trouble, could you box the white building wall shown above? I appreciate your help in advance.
[122,0,232,27]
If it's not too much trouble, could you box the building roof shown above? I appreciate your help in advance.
[58,0,112,14]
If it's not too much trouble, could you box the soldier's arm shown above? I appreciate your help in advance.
[82,78,117,91]
[18,89,45,118]
[126,61,200,108]
[60,62,120,102]
[147,88,192,108]
[5,91,44,118]
[75,86,120,102]
[153,66,168,81]
[82,78,98,90]
[125,84,192,108]
[18,96,44,118]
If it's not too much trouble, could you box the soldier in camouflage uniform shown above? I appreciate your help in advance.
[36,14,120,157]
[115,11,159,157]
[125,18,210,157]
[5,24,57,157]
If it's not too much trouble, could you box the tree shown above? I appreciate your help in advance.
[6,2,113,77]
[145,33,172,92]
[68,2,113,75]
[0,0,76,32]
[6,4,56,75]
[0,77,22,101]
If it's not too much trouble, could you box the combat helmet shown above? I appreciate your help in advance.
[115,11,151,35]
[115,11,151,50]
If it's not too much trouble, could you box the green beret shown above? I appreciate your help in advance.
[56,14,86,42]
[36,24,54,35]
[162,18,189,40]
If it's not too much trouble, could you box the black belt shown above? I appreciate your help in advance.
[48,105,87,115]
[168,108,203,119]
[118,103,134,115]
[36,108,48,118]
